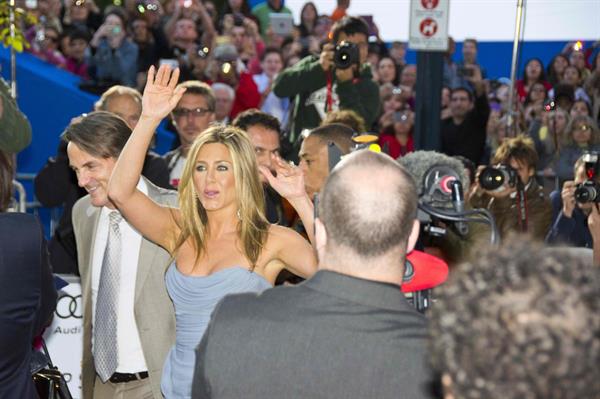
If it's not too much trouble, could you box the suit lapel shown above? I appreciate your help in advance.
[81,203,102,318]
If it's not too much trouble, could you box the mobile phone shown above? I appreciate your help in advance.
[458,66,473,77]
[159,59,179,69]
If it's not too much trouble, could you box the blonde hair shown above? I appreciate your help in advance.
[175,124,269,268]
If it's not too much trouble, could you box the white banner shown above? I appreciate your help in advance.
[43,275,83,399]
[408,0,450,51]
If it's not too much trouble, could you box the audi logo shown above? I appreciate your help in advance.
[55,294,83,319]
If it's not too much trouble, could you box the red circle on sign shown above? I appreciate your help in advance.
[419,18,438,37]
[421,0,439,9]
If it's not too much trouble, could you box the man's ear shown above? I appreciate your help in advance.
[314,217,327,254]
[406,219,420,254]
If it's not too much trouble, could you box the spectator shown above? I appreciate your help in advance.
[88,7,138,87]
[399,64,417,89]
[273,16,380,161]
[0,150,57,399]
[583,51,600,124]
[219,0,252,22]
[232,109,287,225]
[552,82,576,111]
[223,13,263,73]
[211,82,235,123]
[299,123,354,198]
[313,14,333,42]
[570,49,591,81]
[192,150,433,399]
[388,41,407,70]
[546,155,596,248]
[61,0,103,33]
[164,80,215,187]
[163,1,216,58]
[0,77,32,153]
[376,56,399,86]
[30,25,67,68]
[523,81,548,126]
[440,86,451,119]
[470,135,552,241]
[297,2,318,37]
[64,27,90,79]
[429,237,600,399]
[379,108,414,159]
[440,67,490,165]
[550,65,591,104]
[321,109,366,133]
[251,0,292,39]
[253,48,289,124]
[130,16,159,77]
[529,108,570,175]
[547,53,569,86]
[515,58,552,103]
[556,115,600,182]
[571,99,592,118]
[211,43,260,119]
[456,38,487,91]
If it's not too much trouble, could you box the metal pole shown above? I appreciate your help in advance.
[8,0,17,99]
[507,0,525,137]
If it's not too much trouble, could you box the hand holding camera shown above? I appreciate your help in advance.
[561,180,577,217]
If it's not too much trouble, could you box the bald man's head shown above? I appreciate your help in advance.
[318,150,417,258]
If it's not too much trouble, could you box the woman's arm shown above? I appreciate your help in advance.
[108,65,186,251]
[269,224,317,278]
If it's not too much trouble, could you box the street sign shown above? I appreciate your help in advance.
[409,0,449,51]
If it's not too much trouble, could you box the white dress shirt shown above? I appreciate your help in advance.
[91,179,148,373]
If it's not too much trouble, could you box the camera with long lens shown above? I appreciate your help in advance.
[478,164,518,192]
[574,152,600,204]
[334,42,359,69]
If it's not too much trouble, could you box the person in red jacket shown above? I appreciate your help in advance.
[212,43,260,119]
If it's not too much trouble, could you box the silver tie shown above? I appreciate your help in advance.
[94,211,123,382]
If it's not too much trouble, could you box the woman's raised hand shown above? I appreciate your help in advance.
[259,155,307,201]
[141,65,186,121]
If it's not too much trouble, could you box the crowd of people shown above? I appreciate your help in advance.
[2,0,600,398]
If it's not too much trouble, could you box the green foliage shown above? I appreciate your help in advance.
[0,3,37,52]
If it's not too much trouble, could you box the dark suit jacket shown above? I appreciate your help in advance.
[34,140,171,275]
[193,270,434,399]
[0,213,57,399]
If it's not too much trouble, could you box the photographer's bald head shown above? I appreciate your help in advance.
[315,150,420,285]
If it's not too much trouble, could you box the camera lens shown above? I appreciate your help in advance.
[574,185,597,204]
[478,167,505,191]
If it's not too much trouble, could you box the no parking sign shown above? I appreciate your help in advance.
[409,0,449,51]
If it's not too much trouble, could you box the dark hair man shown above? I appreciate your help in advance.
[64,111,176,398]
[299,123,354,198]
[273,16,380,160]
[440,64,490,165]
[192,150,433,399]
[163,80,215,188]
[470,135,552,240]
[35,86,170,274]
[232,109,286,225]
[430,238,600,399]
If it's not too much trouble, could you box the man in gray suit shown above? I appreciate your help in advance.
[193,150,434,398]
[66,112,176,398]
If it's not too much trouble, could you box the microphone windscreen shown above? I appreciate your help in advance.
[401,250,449,293]
[398,151,470,197]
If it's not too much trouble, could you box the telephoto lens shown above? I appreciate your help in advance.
[334,42,359,69]
[574,181,600,204]
[478,165,517,191]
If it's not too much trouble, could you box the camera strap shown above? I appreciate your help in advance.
[326,70,333,113]
[516,184,528,232]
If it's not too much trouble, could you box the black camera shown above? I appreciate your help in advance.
[478,165,518,191]
[574,152,600,204]
[334,42,359,69]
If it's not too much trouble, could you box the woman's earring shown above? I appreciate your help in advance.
[237,209,242,220]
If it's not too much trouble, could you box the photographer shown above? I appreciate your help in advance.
[470,136,552,240]
[546,154,597,248]
[273,16,380,160]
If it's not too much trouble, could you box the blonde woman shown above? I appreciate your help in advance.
[108,65,317,398]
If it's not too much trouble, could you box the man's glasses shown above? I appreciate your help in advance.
[172,107,213,119]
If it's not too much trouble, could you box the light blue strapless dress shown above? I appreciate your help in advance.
[161,264,272,398]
